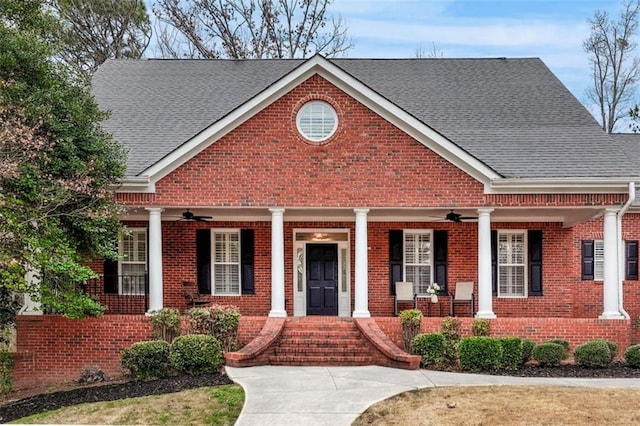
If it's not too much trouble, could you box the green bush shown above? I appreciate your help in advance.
[0,351,14,394]
[411,333,445,367]
[521,339,535,365]
[169,334,224,375]
[624,344,640,368]
[440,317,462,367]
[121,340,171,380]
[459,337,503,372]
[600,340,618,360]
[499,337,523,371]
[150,308,182,343]
[532,343,564,367]
[471,319,491,336]
[546,339,570,359]
[400,309,423,352]
[574,340,612,368]
[187,305,241,352]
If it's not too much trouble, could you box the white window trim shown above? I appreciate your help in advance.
[497,230,528,298]
[296,100,338,142]
[211,229,242,296]
[594,239,604,282]
[403,229,434,297]
[118,227,147,296]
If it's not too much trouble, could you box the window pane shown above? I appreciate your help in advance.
[406,265,431,295]
[213,231,240,295]
[594,240,604,281]
[214,264,240,294]
[497,231,526,297]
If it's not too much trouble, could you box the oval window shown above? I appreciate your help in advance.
[296,101,338,142]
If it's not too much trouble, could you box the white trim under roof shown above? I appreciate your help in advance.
[488,177,638,194]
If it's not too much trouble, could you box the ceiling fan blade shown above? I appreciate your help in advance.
[458,216,477,220]
[193,215,213,221]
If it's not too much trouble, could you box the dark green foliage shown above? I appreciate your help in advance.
[546,339,570,359]
[0,351,14,393]
[169,334,224,375]
[499,337,524,371]
[574,340,613,368]
[121,341,171,380]
[521,339,536,365]
[532,343,564,367]
[601,340,618,359]
[471,319,491,336]
[624,344,640,368]
[151,308,182,343]
[399,309,422,352]
[187,305,240,352]
[458,337,503,372]
[440,317,462,367]
[411,333,445,367]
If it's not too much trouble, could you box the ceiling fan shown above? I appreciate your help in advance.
[180,209,212,222]
[444,210,476,223]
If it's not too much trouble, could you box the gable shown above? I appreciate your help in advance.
[152,75,486,208]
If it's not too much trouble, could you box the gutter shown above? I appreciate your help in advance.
[617,182,636,319]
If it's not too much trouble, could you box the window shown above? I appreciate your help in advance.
[296,101,338,142]
[403,231,433,295]
[497,231,526,297]
[593,240,604,281]
[119,228,147,295]
[213,231,240,295]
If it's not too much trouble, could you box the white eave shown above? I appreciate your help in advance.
[488,177,639,194]
[113,176,153,192]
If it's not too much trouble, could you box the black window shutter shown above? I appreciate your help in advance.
[196,229,211,294]
[389,230,403,295]
[626,240,639,280]
[581,240,595,280]
[103,258,118,294]
[241,229,255,294]
[433,230,448,293]
[528,230,543,296]
[491,230,497,296]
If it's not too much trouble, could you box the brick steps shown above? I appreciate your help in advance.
[269,355,376,365]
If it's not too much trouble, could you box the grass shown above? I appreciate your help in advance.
[10,384,244,425]
[353,386,640,425]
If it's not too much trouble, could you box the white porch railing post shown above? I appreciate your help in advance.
[476,208,496,318]
[146,207,164,314]
[353,208,371,318]
[269,208,287,317]
[601,208,624,319]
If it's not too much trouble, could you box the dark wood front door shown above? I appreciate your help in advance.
[306,244,338,315]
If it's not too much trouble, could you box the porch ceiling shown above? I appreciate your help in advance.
[122,206,606,227]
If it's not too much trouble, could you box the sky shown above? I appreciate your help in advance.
[328,0,623,104]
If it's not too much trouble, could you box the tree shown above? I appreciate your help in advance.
[0,4,126,318]
[415,42,443,58]
[53,0,152,79]
[152,0,352,59]
[584,0,640,133]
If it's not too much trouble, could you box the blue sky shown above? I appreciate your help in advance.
[329,0,623,104]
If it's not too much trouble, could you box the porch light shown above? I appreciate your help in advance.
[312,232,330,241]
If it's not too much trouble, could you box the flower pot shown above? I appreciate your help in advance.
[430,294,438,303]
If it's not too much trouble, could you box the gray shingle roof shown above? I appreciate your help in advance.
[92,57,639,178]
[611,133,640,172]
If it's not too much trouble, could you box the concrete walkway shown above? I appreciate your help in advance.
[225,365,640,426]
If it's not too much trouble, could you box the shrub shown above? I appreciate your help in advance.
[574,340,612,368]
[546,339,570,359]
[0,351,14,394]
[440,317,462,367]
[150,308,182,343]
[471,319,491,336]
[499,337,523,371]
[532,343,564,367]
[411,333,445,367]
[400,309,423,352]
[459,337,503,372]
[624,344,640,368]
[169,334,224,375]
[521,339,535,365]
[121,340,171,380]
[601,340,618,360]
[187,305,241,352]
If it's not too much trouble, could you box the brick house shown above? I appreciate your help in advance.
[13,55,640,384]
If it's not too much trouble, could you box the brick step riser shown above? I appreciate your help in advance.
[273,347,372,356]
[269,356,375,365]
[277,338,366,346]
[279,332,363,339]
[282,326,359,333]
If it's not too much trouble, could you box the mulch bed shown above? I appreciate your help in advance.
[0,372,232,423]
[494,362,640,378]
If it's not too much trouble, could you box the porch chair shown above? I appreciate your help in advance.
[449,281,475,317]
[394,282,417,316]
[183,281,208,308]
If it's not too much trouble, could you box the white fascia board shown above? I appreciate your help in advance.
[488,177,638,194]
[112,176,154,193]
[131,55,499,191]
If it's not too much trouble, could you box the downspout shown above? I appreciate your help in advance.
[617,182,636,319]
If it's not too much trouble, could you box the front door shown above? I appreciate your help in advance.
[306,244,338,315]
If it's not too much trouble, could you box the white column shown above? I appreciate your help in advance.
[146,208,164,314]
[600,208,624,319]
[353,208,371,318]
[269,208,286,317]
[476,208,496,318]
